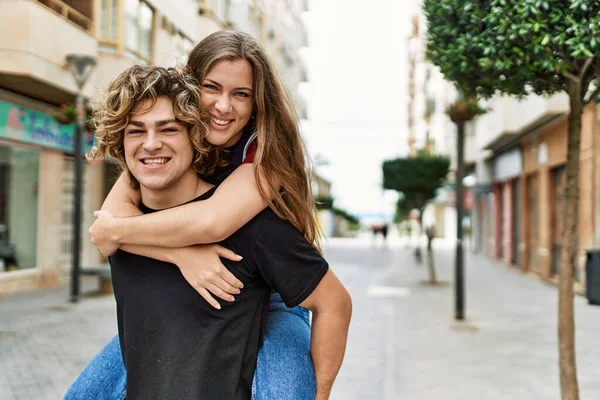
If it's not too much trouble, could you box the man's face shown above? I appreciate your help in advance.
[124,97,194,192]
[200,59,254,147]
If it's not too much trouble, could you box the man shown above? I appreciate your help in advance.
[87,65,352,399]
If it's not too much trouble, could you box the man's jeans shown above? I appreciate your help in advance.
[64,293,316,400]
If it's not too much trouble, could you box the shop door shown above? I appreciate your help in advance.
[476,193,484,253]
[497,185,504,259]
[60,157,90,278]
[551,166,566,277]
[512,178,521,267]
[526,174,539,272]
[486,192,494,257]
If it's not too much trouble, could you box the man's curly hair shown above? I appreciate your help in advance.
[87,65,224,188]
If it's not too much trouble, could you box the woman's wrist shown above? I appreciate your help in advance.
[164,246,184,266]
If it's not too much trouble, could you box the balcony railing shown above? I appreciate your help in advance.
[34,0,94,33]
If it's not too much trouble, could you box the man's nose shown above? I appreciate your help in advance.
[143,131,163,152]
[215,94,232,114]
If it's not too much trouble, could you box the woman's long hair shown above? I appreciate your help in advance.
[187,31,321,249]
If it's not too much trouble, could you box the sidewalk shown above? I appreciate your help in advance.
[0,279,117,399]
[328,236,600,400]
[1,236,599,399]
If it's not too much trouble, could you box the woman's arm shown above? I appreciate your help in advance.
[91,171,248,306]
[300,270,352,400]
[102,173,142,217]
[120,243,243,309]
[89,163,269,253]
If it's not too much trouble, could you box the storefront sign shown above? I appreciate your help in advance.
[0,99,93,152]
[493,148,522,181]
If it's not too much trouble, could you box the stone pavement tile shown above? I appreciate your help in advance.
[0,278,117,400]
[326,253,389,400]
[383,239,600,400]
[2,237,600,400]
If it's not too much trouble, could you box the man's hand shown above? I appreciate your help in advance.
[89,210,120,257]
[171,244,244,309]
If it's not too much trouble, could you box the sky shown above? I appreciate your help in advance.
[300,0,419,222]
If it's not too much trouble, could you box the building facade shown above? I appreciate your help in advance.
[0,0,309,294]
[407,13,481,239]
[470,89,600,291]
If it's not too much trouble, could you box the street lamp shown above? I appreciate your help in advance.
[65,54,96,303]
[454,120,466,320]
[447,95,486,321]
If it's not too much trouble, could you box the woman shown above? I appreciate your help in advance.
[66,31,330,400]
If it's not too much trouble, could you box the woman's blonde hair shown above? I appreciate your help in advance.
[187,31,321,248]
[88,65,222,187]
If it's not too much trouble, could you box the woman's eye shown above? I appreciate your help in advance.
[235,92,250,98]
[202,84,218,91]
[127,130,144,135]
[162,128,178,133]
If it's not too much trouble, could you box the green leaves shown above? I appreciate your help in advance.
[382,153,451,209]
[423,0,600,98]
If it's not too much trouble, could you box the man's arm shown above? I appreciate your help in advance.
[90,163,268,252]
[300,270,352,400]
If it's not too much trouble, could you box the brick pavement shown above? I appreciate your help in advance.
[329,235,600,400]
[1,235,600,399]
[0,279,117,400]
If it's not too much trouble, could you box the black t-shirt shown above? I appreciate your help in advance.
[109,186,328,400]
[208,129,256,184]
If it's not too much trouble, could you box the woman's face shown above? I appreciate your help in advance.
[200,59,254,147]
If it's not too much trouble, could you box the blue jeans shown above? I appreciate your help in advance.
[64,293,316,400]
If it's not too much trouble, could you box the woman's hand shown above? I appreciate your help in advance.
[89,210,121,257]
[171,244,244,309]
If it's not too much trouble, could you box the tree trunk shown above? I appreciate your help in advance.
[559,80,582,400]
[426,229,437,283]
[414,205,425,264]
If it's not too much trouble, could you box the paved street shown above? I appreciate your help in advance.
[1,235,600,399]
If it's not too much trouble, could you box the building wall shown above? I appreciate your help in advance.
[521,104,597,287]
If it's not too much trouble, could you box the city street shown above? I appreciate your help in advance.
[2,234,600,399]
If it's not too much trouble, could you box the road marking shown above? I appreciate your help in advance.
[367,286,410,297]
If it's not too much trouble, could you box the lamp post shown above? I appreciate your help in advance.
[447,96,486,321]
[65,54,96,303]
[455,120,466,320]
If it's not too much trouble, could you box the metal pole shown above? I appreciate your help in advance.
[70,93,85,303]
[65,54,95,303]
[455,120,465,320]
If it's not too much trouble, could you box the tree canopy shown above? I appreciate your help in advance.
[382,152,450,211]
[424,0,600,100]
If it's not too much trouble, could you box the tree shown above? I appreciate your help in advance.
[423,1,600,398]
[383,151,450,282]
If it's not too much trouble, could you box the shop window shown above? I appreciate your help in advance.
[98,0,154,61]
[125,0,154,61]
[0,146,39,273]
[99,0,120,47]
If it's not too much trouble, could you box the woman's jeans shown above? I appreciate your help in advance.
[64,293,316,400]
